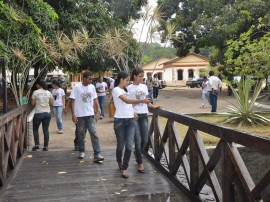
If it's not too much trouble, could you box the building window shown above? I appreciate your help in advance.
[177,70,183,80]
[188,69,194,79]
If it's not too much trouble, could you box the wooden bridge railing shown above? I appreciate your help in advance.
[0,105,28,187]
[144,108,270,202]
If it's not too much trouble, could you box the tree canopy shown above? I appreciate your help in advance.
[157,0,270,76]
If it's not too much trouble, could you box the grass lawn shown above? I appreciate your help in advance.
[152,113,270,146]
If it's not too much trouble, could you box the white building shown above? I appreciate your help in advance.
[142,53,209,86]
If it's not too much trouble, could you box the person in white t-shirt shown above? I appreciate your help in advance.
[52,80,65,134]
[208,71,222,112]
[70,71,104,162]
[31,80,53,151]
[112,71,151,178]
[127,68,161,173]
[201,76,211,108]
[95,76,108,119]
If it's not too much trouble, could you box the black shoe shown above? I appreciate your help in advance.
[43,147,48,151]
[32,145,39,151]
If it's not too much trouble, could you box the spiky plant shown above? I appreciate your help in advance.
[224,78,270,127]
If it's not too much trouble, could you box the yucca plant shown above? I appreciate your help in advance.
[224,77,270,127]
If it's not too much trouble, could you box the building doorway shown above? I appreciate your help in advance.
[188,69,194,79]
[177,70,183,80]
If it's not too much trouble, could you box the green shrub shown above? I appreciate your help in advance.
[224,78,270,127]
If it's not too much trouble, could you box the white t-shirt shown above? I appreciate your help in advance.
[112,87,134,118]
[70,83,97,117]
[202,81,210,94]
[127,83,149,114]
[52,88,65,106]
[153,77,159,87]
[96,82,108,96]
[32,89,52,114]
[110,80,115,90]
[209,76,222,91]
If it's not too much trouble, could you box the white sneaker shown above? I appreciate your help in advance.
[57,130,63,134]
[78,152,85,159]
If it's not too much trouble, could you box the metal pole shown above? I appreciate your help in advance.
[1,59,7,114]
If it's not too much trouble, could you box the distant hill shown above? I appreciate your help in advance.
[140,43,176,66]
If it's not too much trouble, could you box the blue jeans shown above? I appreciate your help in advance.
[77,116,101,155]
[33,112,51,147]
[134,114,149,164]
[114,118,135,170]
[53,106,63,130]
[98,96,106,117]
[147,89,153,99]
[209,90,218,112]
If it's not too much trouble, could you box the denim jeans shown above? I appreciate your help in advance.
[147,89,153,99]
[98,96,106,117]
[114,118,135,170]
[53,106,63,130]
[33,112,51,147]
[77,116,101,155]
[134,114,149,164]
[209,90,218,112]
[153,87,159,99]
[74,123,87,148]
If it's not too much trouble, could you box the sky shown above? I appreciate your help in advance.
[132,0,158,43]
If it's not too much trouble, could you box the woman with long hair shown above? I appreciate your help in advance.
[31,79,53,151]
[112,71,151,178]
[127,68,161,173]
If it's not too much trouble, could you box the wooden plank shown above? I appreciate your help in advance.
[227,143,255,201]
[189,128,199,195]
[221,138,235,202]
[168,120,176,173]
[194,139,222,201]
[1,150,191,202]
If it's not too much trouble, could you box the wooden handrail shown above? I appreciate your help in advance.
[0,105,28,187]
[144,108,270,202]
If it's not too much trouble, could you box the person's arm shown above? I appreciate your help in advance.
[119,94,151,105]
[71,98,77,124]
[32,99,36,106]
[147,102,161,109]
[219,79,222,91]
[64,98,71,113]
[62,94,65,109]
[49,97,53,106]
[94,98,101,115]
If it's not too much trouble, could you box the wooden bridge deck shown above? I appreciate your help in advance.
[0,149,190,201]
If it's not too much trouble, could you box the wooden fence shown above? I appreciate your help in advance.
[0,105,28,186]
[145,108,270,202]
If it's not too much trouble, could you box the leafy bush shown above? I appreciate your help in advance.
[224,78,270,127]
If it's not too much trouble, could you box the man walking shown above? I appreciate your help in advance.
[208,71,222,112]
[70,71,104,161]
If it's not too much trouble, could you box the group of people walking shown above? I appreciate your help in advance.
[30,69,160,178]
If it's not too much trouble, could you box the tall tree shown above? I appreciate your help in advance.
[157,0,270,75]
